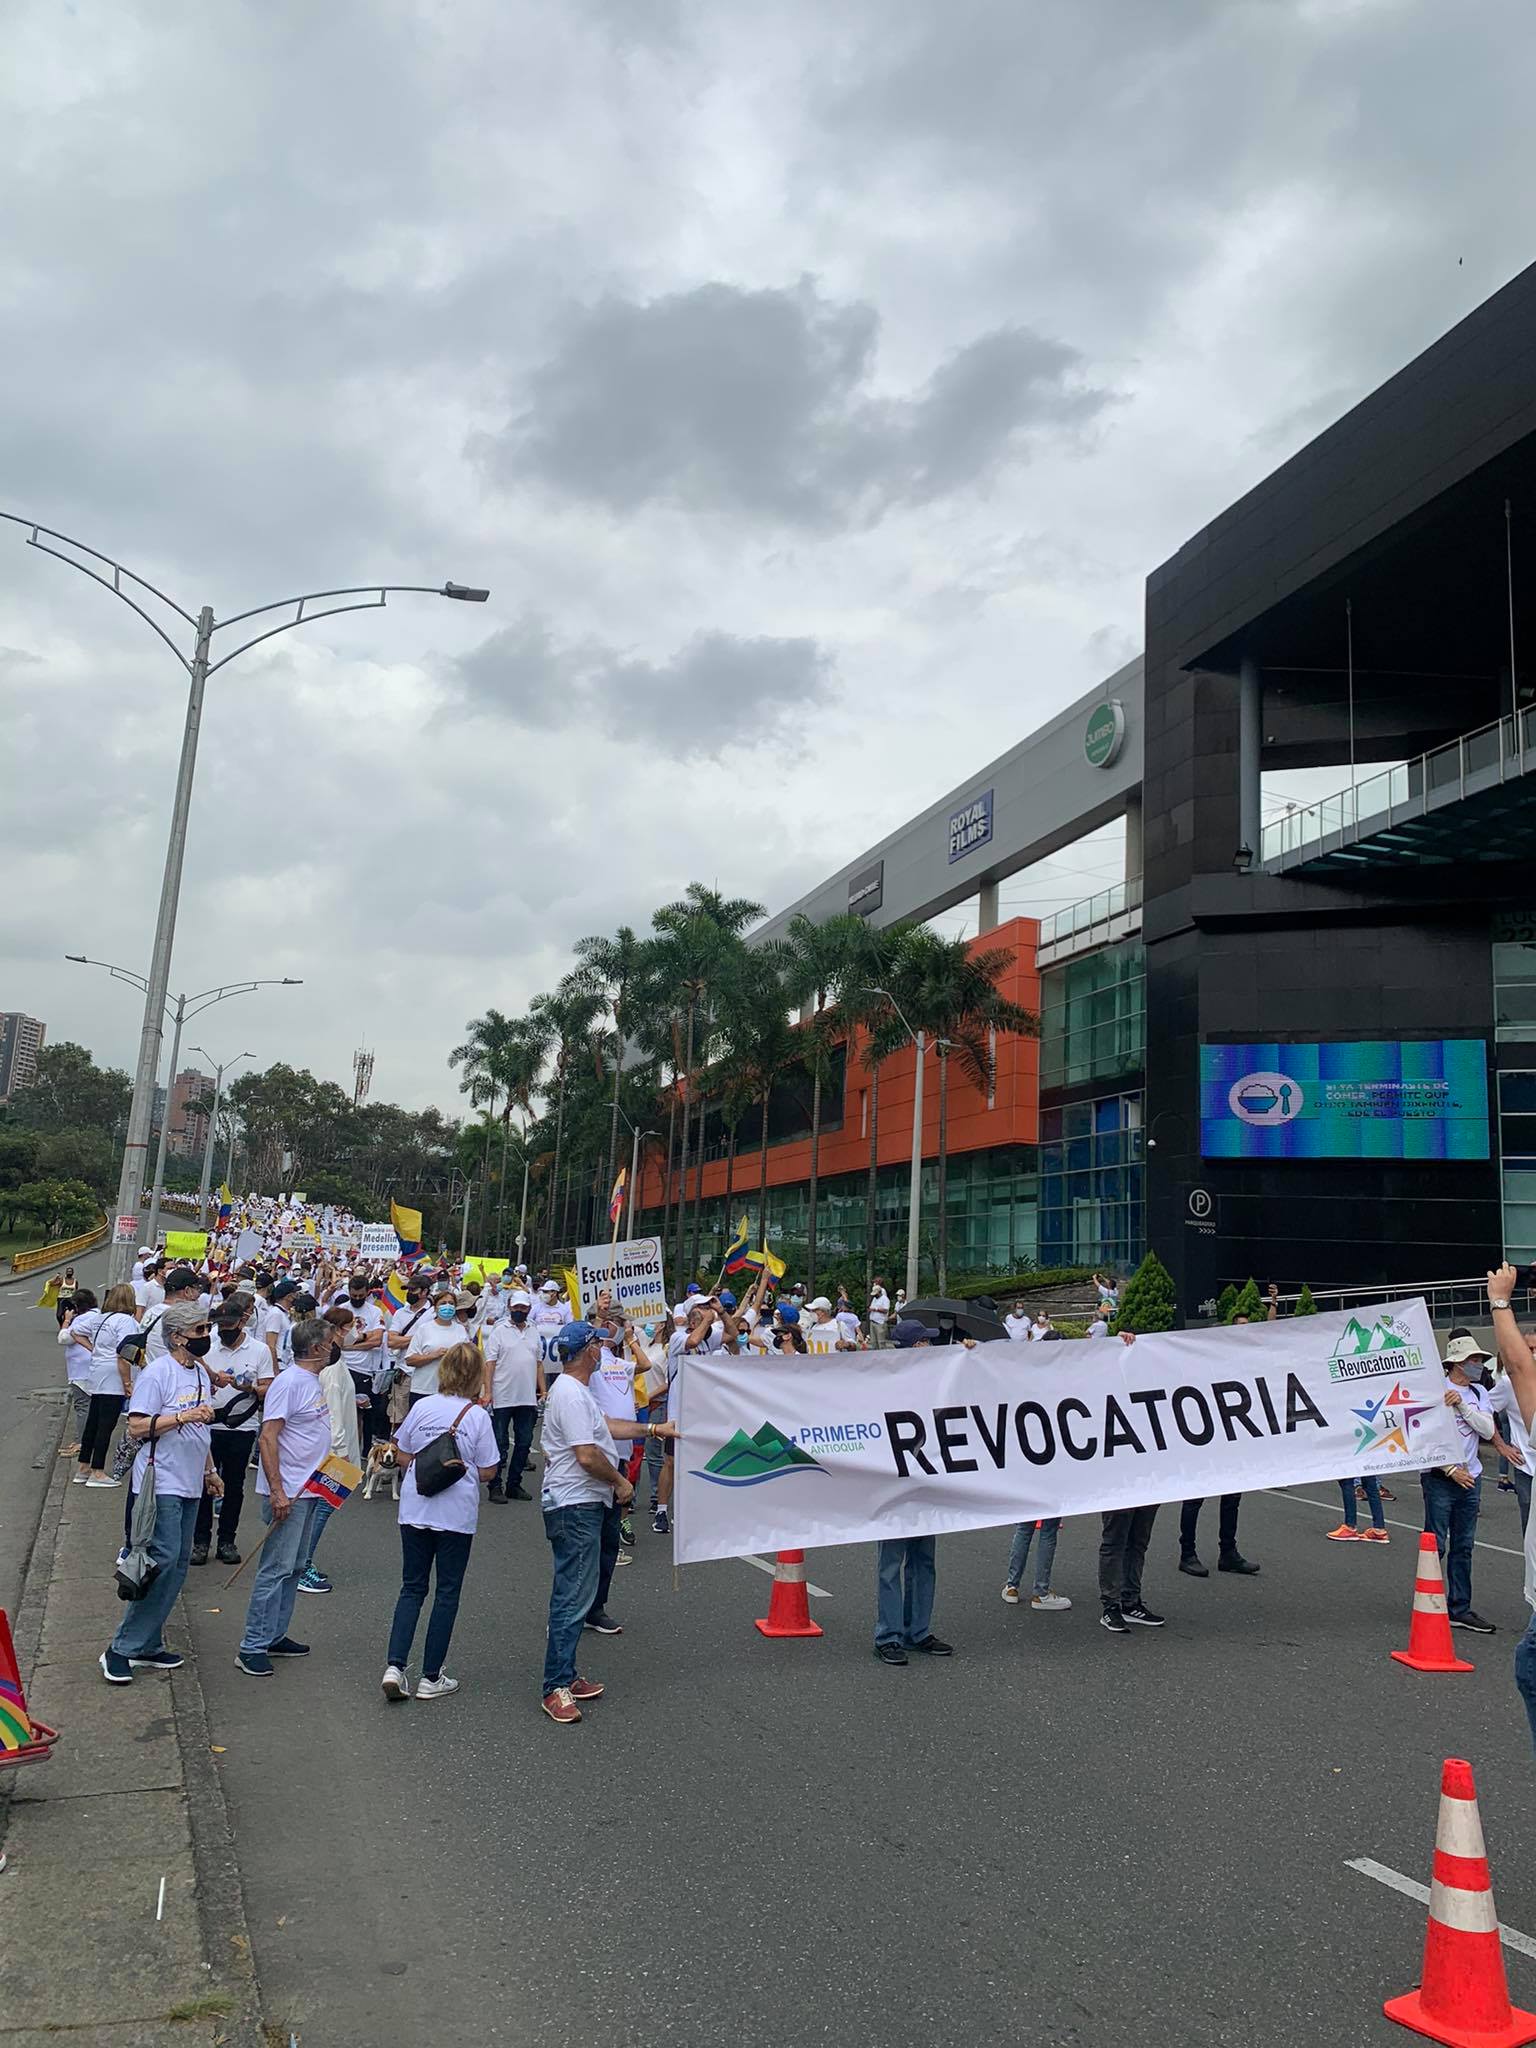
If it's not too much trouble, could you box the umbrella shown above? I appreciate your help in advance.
[900,1296,1008,1344]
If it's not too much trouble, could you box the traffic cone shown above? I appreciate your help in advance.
[1384,1757,1536,2047]
[753,1551,823,1639]
[1391,1531,1474,1674]
[0,1608,58,1771]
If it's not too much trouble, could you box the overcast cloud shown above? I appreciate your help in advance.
[2,0,1532,1114]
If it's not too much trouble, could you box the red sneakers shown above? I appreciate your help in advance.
[569,1675,605,1702]
[541,1687,582,1724]
[1325,1523,1362,1541]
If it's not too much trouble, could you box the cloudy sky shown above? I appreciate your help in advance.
[3,0,1530,1114]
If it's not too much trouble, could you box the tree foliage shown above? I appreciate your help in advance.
[1229,1277,1264,1323]
[1294,1282,1319,1316]
[1113,1250,1177,1334]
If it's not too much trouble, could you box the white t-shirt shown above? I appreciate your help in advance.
[484,1322,542,1407]
[208,1332,269,1432]
[395,1393,497,1534]
[142,1302,177,1362]
[591,1350,637,1442]
[1086,1318,1109,1339]
[1028,1322,1051,1342]
[1489,1374,1532,1465]
[406,1312,460,1396]
[1447,1378,1495,1479]
[129,1355,213,1500]
[253,1364,332,1499]
[836,1310,862,1346]
[541,1371,618,1508]
[133,1277,164,1311]
[59,1315,95,1385]
[806,1319,842,1355]
[869,1289,890,1327]
[1003,1315,1031,1341]
[318,1358,364,1464]
[85,1311,141,1396]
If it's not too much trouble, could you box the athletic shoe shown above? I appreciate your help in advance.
[1178,1554,1208,1577]
[1360,1527,1390,1544]
[1218,1552,1260,1575]
[652,1507,670,1536]
[1378,1486,1395,1501]
[542,1686,582,1723]
[487,1483,507,1503]
[84,1474,120,1488]
[72,1469,90,1484]
[296,1567,331,1595]
[507,1485,531,1501]
[216,1542,241,1565]
[908,1634,954,1656]
[127,1648,184,1670]
[1326,1523,1363,1541]
[1001,1584,1021,1605]
[235,1651,273,1677]
[382,1665,411,1701]
[189,1544,209,1567]
[416,1673,460,1701]
[267,1637,310,1657]
[1031,1592,1072,1611]
[614,1549,633,1566]
[874,1641,908,1665]
[1099,1607,1129,1634]
[99,1649,133,1684]
[619,1516,635,1548]
[1450,1612,1497,1634]
[584,1611,623,1635]
[569,1675,605,1701]
[1122,1603,1165,1627]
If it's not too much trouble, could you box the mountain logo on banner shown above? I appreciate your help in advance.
[1327,1312,1425,1380]
[693,1422,828,1489]
[1351,1382,1438,1458]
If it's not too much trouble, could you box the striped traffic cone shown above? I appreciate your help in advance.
[753,1551,823,1639]
[1390,1531,1474,1674]
[0,1608,58,1772]
[1384,1758,1536,2047]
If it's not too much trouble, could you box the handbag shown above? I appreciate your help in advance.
[411,1401,475,1497]
[115,1430,160,1602]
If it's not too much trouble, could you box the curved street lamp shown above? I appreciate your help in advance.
[11,512,488,1282]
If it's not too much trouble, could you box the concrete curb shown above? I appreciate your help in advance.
[1,1405,267,2048]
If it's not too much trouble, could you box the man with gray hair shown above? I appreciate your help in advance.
[237,1315,334,1677]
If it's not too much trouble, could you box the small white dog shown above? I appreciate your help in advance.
[361,1440,400,1501]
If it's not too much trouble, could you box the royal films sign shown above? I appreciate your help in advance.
[947,788,993,864]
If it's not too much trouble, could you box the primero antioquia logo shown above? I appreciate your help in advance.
[1327,1312,1425,1382]
[693,1422,827,1489]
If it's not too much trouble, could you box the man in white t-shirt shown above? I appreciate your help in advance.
[1086,1313,1110,1339]
[482,1293,545,1501]
[539,1320,634,1724]
[237,1315,334,1676]
[869,1280,892,1348]
[530,1279,572,1381]
[805,1298,851,1355]
[133,1258,166,1311]
[1003,1302,1032,1342]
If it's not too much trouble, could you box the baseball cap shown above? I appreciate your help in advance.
[271,1278,301,1301]
[540,1279,560,1294]
[1445,1331,1490,1365]
[686,1282,700,1295]
[807,1295,832,1312]
[778,1303,800,1325]
[508,1290,532,1308]
[719,1288,737,1308]
[556,1319,602,1360]
[891,1318,931,1348]
[164,1266,202,1294]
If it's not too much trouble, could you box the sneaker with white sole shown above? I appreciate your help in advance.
[542,1686,582,1724]
[416,1672,460,1701]
[381,1665,411,1702]
[1031,1592,1072,1611]
[84,1474,120,1488]
[72,1469,90,1484]
[1000,1584,1020,1605]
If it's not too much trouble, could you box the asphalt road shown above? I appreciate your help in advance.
[160,1446,1536,2047]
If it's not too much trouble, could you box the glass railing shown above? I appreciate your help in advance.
[1036,876,1143,949]
[1261,707,1536,864]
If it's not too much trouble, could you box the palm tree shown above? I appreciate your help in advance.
[868,929,1038,1294]
[839,920,920,1296]
[780,911,871,1291]
[448,1007,524,1239]
[716,945,796,1251]
[572,924,652,1203]
[528,978,603,1257]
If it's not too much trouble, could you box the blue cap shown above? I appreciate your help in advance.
[778,1303,800,1325]
[686,1282,700,1295]
[556,1319,602,1361]
[719,1288,737,1308]
[891,1318,931,1348]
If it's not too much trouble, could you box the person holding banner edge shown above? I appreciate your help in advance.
[1486,1265,1536,1749]
[874,1319,955,1667]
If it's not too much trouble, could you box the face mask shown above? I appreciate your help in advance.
[218,1326,241,1346]
[435,1303,456,1323]
[184,1334,212,1357]
[329,1341,342,1365]
[348,1296,367,1309]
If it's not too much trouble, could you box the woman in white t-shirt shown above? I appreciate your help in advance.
[381,1342,499,1704]
[76,1285,141,1484]
[58,1287,100,1451]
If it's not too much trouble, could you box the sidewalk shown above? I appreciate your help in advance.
[0,1419,263,2047]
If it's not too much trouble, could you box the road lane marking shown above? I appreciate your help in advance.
[1346,1858,1536,1961]
[741,1553,832,1598]
[1269,1488,1526,1559]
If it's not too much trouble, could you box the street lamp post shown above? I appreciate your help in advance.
[64,956,299,1250]
[12,512,488,1285]
[866,989,948,1305]
[189,1048,253,1224]
[612,1103,657,1240]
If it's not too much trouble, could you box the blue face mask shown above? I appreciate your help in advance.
[435,1302,456,1323]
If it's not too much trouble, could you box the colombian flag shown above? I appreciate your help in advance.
[380,1268,409,1314]
[608,1168,627,1226]
[721,1214,752,1275]
[390,1199,424,1262]
[744,1242,787,1282]
[216,1183,235,1228]
[301,1453,362,1510]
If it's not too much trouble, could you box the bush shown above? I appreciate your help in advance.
[950,1266,1096,1302]
[1229,1277,1264,1323]
[1293,1282,1319,1317]
[1113,1251,1177,1334]
[1215,1283,1238,1324]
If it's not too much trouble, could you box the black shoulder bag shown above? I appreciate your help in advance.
[412,1401,476,1497]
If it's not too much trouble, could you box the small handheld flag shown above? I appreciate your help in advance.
[301,1453,362,1510]
[390,1200,424,1261]
[608,1168,627,1226]
[744,1242,787,1282]
[721,1214,752,1275]
[381,1269,409,1315]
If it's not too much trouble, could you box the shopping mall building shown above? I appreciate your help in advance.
[637,261,1536,1310]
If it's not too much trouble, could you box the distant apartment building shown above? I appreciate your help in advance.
[0,1012,46,1101]
[167,1066,210,1160]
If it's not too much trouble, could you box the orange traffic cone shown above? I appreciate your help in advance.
[1384,1757,1536,2047]
[0,1608,58,1771]
[1391,1531,1474,1674]
[753,1551,823,1639]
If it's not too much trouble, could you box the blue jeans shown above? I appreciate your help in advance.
[1006,1519,1062,1594]
[239,1495,322,1654]
[875,1536,936,1646]
[542,1503,603,1695]
[302,1499,336,1570]
[1421,1470,1481,1618]
[491,1405,536,1493]
[1516,1612,1536,1756]
[387,1525,472,1680]
[109,1494,200,1659]
[1339,1477,1386,1530]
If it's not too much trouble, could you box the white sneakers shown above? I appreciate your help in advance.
[1031,1593,1072,1612]
[84,1474,120,1488]
[382,1667,460,1702]
[1000,1584,1020,1605]
[72,1470,89,1485]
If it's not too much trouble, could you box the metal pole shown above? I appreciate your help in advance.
[517,1140,529,1267]
[106,605,213,1286]
[145,991,185,1250]
[1508,498,1520,752]
[627,1122,640,1237]
[460,1177,473,1259]
[906,1030,925,1302]
[197,1062,225,1224]
[224,1109,237,1189]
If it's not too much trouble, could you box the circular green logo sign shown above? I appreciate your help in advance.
[1084,700,1125,768]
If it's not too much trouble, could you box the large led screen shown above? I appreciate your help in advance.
[1200,1039,1489,1159]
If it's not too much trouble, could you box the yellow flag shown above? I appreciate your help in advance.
[36,1277,60,1310]
[560,1266,583,1316]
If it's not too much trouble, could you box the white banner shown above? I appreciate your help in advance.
[357,1224,400,1263]
[572,1237,667,1322]
[674,1300,1460,1565]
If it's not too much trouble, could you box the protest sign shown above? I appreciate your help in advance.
[571,1237,667,1322]
[673,1300,1459,1566]
[357,1224,400,1263]
[164,1230,209,1261]
[234,1228,262,1264]
[463,1256,509,1287]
